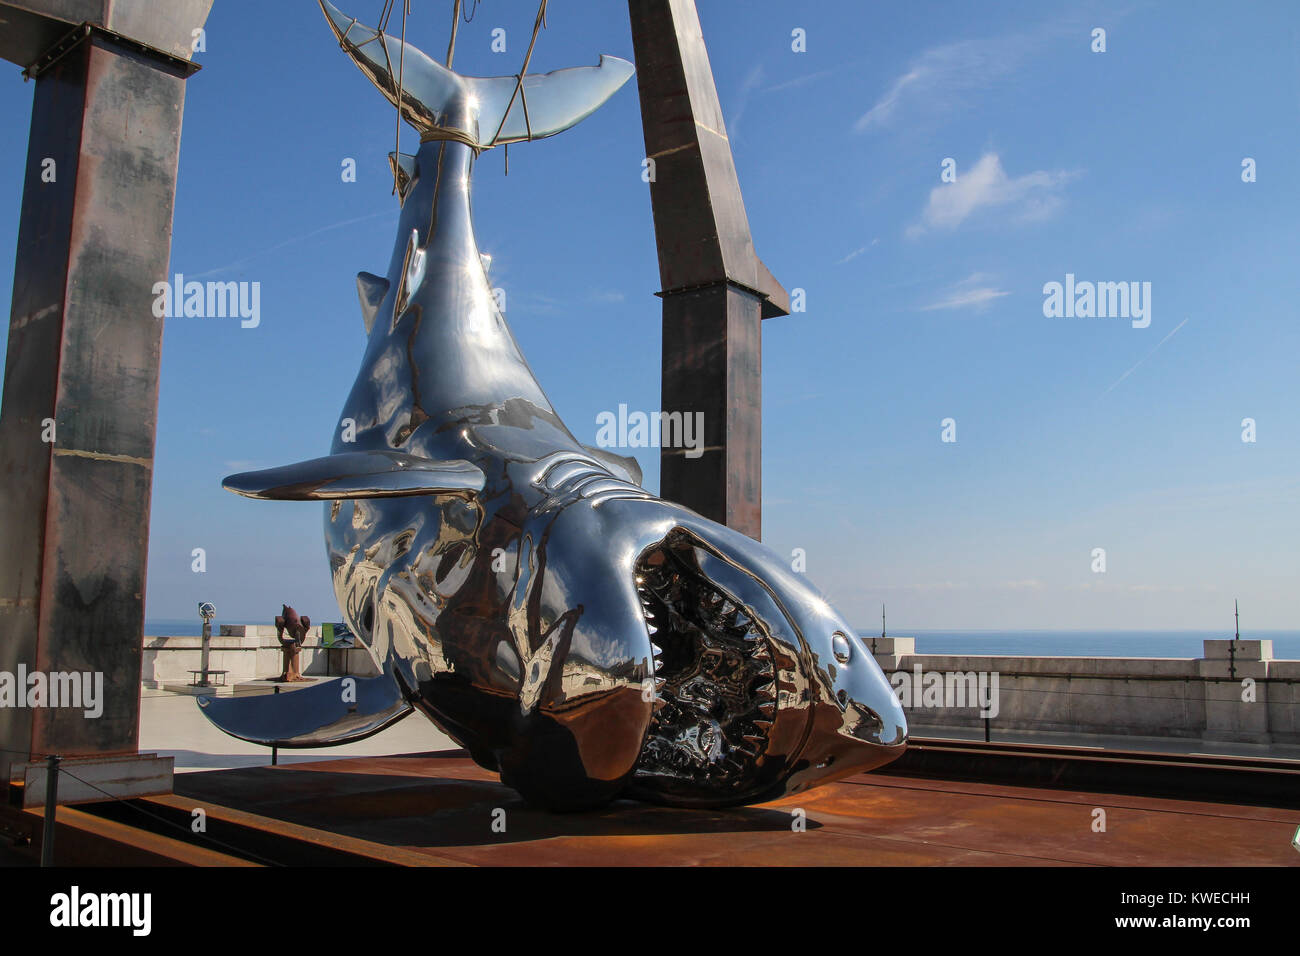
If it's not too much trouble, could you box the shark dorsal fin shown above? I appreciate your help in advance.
[356,271,389,334]
[319,1,633,149]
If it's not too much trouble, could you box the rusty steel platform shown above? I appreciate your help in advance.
[129,750,1300,866]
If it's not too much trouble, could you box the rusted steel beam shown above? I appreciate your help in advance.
[627,0,787,541]
[0,1,213,69]
[893,736,1300,810]
[24,805,259,867]
[78,793,474,867]
[0,4,210,782]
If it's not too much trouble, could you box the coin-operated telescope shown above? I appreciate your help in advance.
[197,602,217,688]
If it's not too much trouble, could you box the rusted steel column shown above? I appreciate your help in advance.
[659,283,765,538]
[0,5,209,781]
[627,0,788,541]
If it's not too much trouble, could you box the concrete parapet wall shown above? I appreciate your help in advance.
[141,630,1295,745]
[142,626,379,688]
[871,639,1297,746]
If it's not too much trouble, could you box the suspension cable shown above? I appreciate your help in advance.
[488,0,550,149]
[391,0,411,194]
[446,0,462,68]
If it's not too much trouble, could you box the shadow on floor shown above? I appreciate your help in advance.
[174,756,816,848]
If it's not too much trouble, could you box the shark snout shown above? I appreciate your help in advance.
[786,621,908,790]
[824,628,908,748]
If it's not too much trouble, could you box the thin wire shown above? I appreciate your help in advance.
[392,0,411,195]
[446,0,462,68]
[55,764,285,867]
[488,0,550,149]
[4,755,285,867]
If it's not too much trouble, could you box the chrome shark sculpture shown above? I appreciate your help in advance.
[199,0,906,810]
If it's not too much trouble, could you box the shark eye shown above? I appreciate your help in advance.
[832,631,852,664]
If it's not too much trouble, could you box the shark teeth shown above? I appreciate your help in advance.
[632,544,782,790]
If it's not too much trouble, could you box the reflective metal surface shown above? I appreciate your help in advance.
[199,2,906,810]
[318,0,635,149]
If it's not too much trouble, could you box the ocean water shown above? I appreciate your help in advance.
[145,619,1300,660]
[147,618,261,638]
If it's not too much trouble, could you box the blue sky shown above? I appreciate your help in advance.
[1,0,1297,631]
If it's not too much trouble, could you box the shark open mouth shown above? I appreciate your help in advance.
[630,537,779,800]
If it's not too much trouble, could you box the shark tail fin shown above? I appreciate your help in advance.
[464,55,636,147]
[319,1,633,149]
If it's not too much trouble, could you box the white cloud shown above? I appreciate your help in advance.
[1101,318,1188,395]
[856,65,932,132]
[854,37,1025,132]
[919,272,1010,312]
[727,64,765,140]
[835,238,878,265]
[908,153,1076,237]
[855,20,1077,133]
[764,69,836,93]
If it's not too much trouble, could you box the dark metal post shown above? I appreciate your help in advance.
[627,0,789,541]
[0,1,211,783]
[1229,600,1239,681]
[40,754,60,867]
[199,618,212,688]
[271,686,280,766]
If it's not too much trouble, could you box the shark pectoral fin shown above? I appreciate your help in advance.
[223,451,486,501]
[470,55,636,146]
[197,673,412,747]
[583,446,643,486]
[356,271,390,334]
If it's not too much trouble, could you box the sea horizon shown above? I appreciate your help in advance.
[143,618,1300,660]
